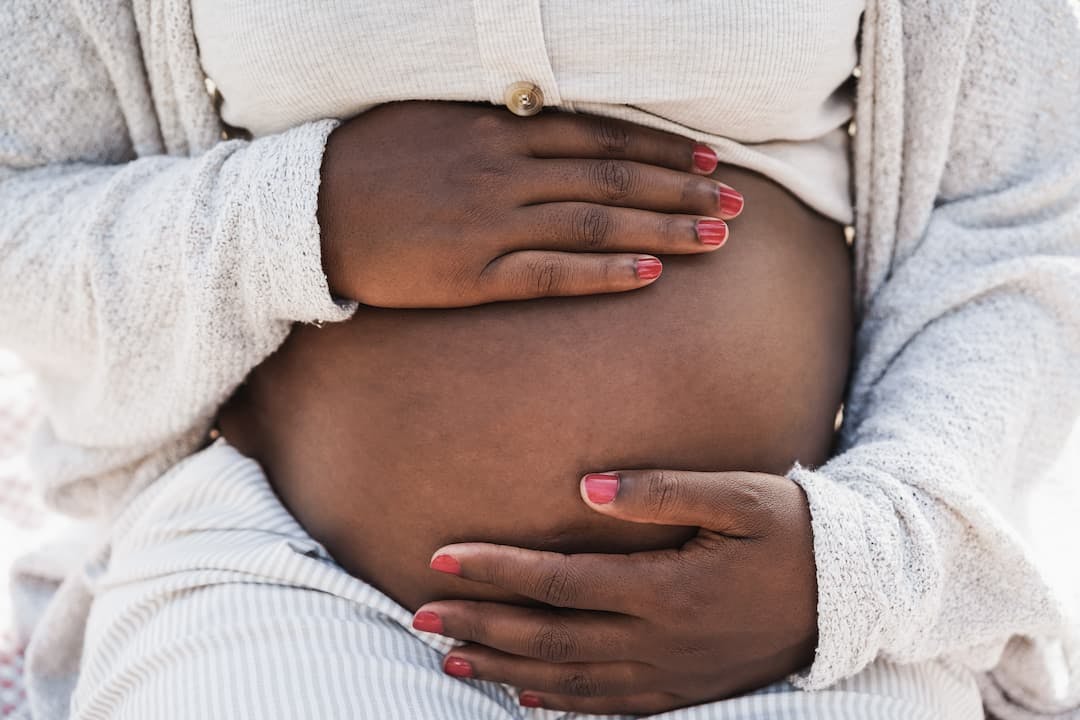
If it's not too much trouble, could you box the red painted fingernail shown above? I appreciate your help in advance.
[430,554,462,576]
[520,692,544,708]
[412,611,443,634]
[584,473,620,504]
[444,656,474,678]
[692,144,718,174]
[718,186,744,218]
[696,218,728,247]
[635,257,662,281]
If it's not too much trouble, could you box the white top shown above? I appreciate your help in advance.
[191,0,864,223]
[2,2,1079,718]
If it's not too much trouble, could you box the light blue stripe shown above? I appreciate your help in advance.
[71,442,984,720]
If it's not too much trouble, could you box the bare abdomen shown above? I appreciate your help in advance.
[218,163,853,611]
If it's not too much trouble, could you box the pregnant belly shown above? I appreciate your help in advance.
[217,163,853,611]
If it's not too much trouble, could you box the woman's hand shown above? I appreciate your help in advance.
[318,101,743,307]
[413,470,818,715]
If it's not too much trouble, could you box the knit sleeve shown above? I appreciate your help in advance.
[786,5,1080,715]
[0,2,355,514]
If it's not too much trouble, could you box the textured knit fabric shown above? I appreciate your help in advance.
[191,0,862,224]
[66,441,984,720]
[0,1,1078,719]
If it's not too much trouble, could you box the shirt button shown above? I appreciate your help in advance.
[504,81,544,116]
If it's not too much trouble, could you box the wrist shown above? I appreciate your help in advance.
[238,119,353,323]
[786,460,888,689]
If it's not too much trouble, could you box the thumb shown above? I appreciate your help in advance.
[579,469,787,535]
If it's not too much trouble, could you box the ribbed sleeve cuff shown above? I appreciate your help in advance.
[785,460,887,690]
[248,118,357,324]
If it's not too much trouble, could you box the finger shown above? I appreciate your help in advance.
[523,112,718,175]
[478,250,663,300]
[427,543,670,614]
[413,600,638,663]
[517,689,682,715]
[514,203,728,254]
[579,470,791,535]
[439,645,655,698]
[520,158,744,219]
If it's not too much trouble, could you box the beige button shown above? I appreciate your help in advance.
[504,81,544,116]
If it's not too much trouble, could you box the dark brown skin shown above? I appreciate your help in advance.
[316,101,742,307]
[422,469,820,714]
[218,101,853,715]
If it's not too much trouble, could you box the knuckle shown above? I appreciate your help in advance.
[619,663,652,692]
[592,117,632,155]
[530,559,579,606]
[469,111,514,142]
[529,623,577,663]
[590,159,636,201]
[644,471,681,519]
[458,609,489,643]
[559,669,602,697]
[669,640,710,658]
[526,256,571,296]
[682,177,714,206]
[461,153,514,191]
[458,202,505,233]
[659,214,681,244]
[730,479,775,528]
[572,205,614,250]
[596,256,616,285]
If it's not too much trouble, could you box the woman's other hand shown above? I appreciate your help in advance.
[412,470,818,715]
[318,101,743,307]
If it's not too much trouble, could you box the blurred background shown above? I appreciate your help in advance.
[1,352,43,718]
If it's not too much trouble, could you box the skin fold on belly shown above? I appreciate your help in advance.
[217,163,854,611]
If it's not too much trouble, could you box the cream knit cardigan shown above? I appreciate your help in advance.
[1,1,1079,718]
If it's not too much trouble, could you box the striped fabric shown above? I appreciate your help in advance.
[70,441,984,719]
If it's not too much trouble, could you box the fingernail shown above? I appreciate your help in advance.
[692,144,718,174]
[635,257,662,281]
[583,473,620,504]
[696,218,728,247]
[718,185,744,218]
[430,554,462,576]
[519,692,544,708]
[412,611,443,634]
[444,656,474,678]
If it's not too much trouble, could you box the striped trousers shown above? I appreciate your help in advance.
[71,441,985,719]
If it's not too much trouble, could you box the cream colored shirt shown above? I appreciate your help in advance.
[192,1,864,223]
